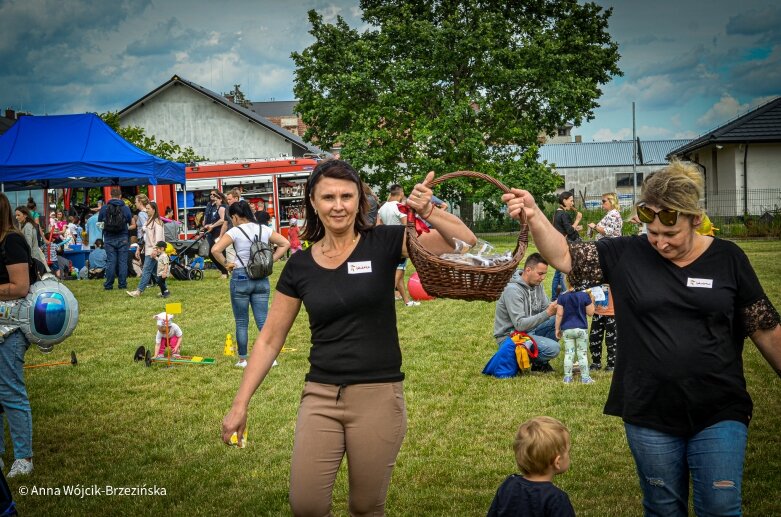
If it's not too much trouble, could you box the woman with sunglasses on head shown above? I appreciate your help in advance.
[203,190,229,278]
[222,159,478,516]
[503,160,781,517]
[586,193,623,372]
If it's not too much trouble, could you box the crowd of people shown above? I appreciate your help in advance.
[1,158,778,517]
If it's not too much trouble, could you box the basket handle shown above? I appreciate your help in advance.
[406,170,527,225]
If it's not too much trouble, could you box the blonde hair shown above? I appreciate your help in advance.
[639,160,703,217]
[513,416,570,476]
[602,192,619,210]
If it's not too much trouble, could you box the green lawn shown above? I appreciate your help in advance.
[9,238,781,516]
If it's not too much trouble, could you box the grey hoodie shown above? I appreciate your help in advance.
[493,270,551,342]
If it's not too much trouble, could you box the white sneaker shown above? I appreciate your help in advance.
[7,458,33,478]
[126,290,141,298]
[235,359,248,368]
[272,360,279,367]
[405,301,421,307]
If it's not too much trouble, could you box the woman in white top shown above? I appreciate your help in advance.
[127,201,165,297]
[211,200,289,367]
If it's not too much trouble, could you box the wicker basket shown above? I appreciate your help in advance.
[405,170,529,301]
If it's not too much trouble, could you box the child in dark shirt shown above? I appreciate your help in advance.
[555,279,595,384]
[488,416,575,517]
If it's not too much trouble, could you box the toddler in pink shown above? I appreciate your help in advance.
[154,312,183,357]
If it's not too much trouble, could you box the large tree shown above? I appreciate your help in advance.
[292,0,621,217]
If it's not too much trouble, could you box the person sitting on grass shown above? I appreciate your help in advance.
[86,238,107,279]
[153,312,182,358]
[555,278,595,384]
[154,241,171,299]
[493,253,561,372]
[488,416,575,517]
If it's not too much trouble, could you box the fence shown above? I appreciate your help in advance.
[458,188,781,238]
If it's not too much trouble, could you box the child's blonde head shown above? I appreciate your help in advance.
[513,416,570,476]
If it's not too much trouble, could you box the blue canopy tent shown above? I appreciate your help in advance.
[0,113,185,191]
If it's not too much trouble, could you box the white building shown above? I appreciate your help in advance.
[118,75,323,162]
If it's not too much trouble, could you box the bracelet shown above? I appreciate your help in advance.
[423,204,436,219]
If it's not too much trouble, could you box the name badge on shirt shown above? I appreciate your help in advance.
[687,277,713,288]
[347,261,373,274]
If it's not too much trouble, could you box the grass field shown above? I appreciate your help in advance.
[8,238,781,516]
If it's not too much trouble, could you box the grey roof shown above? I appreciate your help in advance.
[538,139,692,168]
[669,96,781,157]
[250,100,299,117]
[118,75,324,156]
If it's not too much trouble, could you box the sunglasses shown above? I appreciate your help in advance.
[636,204,679,226]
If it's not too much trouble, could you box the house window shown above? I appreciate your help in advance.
[557,127,568,136]
[616,172,643,189]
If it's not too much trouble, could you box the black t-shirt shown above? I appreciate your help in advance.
[553,210,580,242]
[487,475,575,517]
[276,225,405,385]
[204,202,224,239]
[594,236,765,436]
[0,233,31,285]
[255,210,270,225]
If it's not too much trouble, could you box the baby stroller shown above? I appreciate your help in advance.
[169,230,207,281]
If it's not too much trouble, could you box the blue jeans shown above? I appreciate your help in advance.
[624,420,747,517]
[529,317,560,365]
[137,255,158,292]
[103,233,129,289]
[0,331,32,459]
[229,268,271,358]
[551,270,566,301]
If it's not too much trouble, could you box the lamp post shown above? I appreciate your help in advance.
[632,101,637,205]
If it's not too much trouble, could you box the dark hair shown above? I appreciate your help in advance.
[155,240,167,249]
[110,186,122,199]
[557,191,574,206]
[524,252,548,269]
[15,206,35,226]
[26,197,37,211]
[227,200,256,221]
[301,159,370,242]
[95,238,104,247]
[389,184,404,197]
[0,194,21,244]
[211,190,227,205]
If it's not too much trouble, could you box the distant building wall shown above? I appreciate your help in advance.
[120,85,295,161]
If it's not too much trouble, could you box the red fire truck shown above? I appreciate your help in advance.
[68,157,318,239]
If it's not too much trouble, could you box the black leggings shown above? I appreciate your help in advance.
[206,233,228,275]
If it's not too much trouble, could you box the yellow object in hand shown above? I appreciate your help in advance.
[229,429,248,448]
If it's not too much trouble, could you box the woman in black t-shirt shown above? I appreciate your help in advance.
[550,191,581,300]
[503,161,781,517]
[0,193,35,479]
[222,160,478,515]
[202,190,229,277]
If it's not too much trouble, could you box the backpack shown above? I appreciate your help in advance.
[103,202,126,234]
[235,225,273,279]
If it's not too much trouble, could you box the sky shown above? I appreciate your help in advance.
[1,0,779,144]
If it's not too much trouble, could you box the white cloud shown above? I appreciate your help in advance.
[591,128,633,141]
[696,94,750,127]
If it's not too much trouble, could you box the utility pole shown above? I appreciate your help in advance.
[632,102,637,205]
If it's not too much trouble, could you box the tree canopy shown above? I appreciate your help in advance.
[292,0,621,214]
[100,111,206,163]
